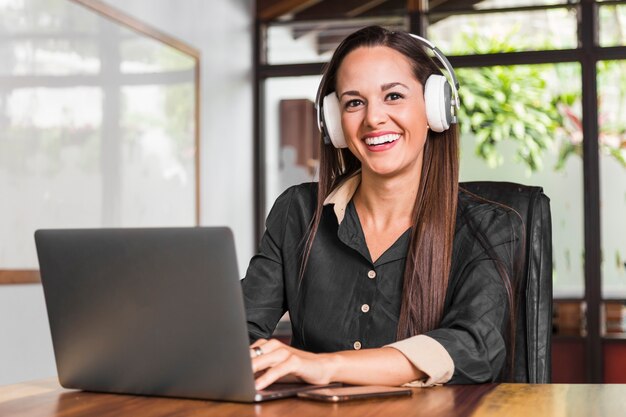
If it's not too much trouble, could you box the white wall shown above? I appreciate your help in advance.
[0,286,57,385]
[0,0,254,386]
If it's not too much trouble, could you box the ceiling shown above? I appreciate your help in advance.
[256,0,485,22]
[256,0,485,54]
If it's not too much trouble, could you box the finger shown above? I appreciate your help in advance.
[250,338,286,358]
[250,339,270,358]
[252,347,291,374]
[250,346,262,359]
[263,340,316,360]
[255,356,300,390]
[256,338,284,351]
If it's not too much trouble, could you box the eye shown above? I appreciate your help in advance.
[344,99,364,110]
[385,92,404,101]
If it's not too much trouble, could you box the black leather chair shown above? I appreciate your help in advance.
[460,181,553,383]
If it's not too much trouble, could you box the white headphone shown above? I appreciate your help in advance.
[316,33,460,149]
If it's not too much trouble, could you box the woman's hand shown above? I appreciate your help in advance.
[250,339,335,390]
[249,339,426,390]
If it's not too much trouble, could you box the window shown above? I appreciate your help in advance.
[457,63,584,297]
[0,0,199,283]
[598,60,626,298]
[428,7,578,54]
[599,3,626,47]
[255,0,626,382]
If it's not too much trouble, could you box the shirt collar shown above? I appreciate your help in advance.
[323,172,361,225]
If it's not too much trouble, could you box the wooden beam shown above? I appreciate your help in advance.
[293,0,392,20]
[257,0,322,21]
[361,0,407,17]
[345,0,389,18]
[0,270,41,285]
[283,0,407,21]
[406,0,426,12]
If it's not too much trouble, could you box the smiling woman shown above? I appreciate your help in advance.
[242,26,523,390]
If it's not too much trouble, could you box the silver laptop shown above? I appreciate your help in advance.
[35,227,331,402]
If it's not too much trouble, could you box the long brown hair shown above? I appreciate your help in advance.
[299,26,459,340]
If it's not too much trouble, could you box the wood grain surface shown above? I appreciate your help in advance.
[1,379,625,417]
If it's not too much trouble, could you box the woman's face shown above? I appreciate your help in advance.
[335,46,429,179]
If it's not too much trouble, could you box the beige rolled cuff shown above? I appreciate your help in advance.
[386,335,454,387]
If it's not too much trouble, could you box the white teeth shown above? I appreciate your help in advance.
[364,133,400,146]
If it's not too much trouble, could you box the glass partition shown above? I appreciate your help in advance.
[457,63,584,297]
[0,0,198,274]
[598,60,626,298]
[599,4,626,47]
[263,75,321,215]
[427,7,578,55]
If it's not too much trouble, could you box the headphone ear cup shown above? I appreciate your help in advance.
[322,93,348,148]
[424,74,452,133]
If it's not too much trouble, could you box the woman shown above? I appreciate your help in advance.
[242,26,522,389]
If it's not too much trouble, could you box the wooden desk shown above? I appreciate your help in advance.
[1,379,625,417]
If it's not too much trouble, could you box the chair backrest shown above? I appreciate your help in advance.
[460,181,552,383]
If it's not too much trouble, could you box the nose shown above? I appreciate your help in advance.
[364,100,388,128]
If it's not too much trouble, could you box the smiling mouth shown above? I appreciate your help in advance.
[364,133,401,146]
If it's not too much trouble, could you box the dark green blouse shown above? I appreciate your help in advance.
[242,182,521,384]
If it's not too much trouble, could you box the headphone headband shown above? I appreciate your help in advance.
[407,34,460,123]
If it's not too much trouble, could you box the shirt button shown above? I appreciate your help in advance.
[361,304,370,313]
[367,270,376,279]
[353,341,362,350]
